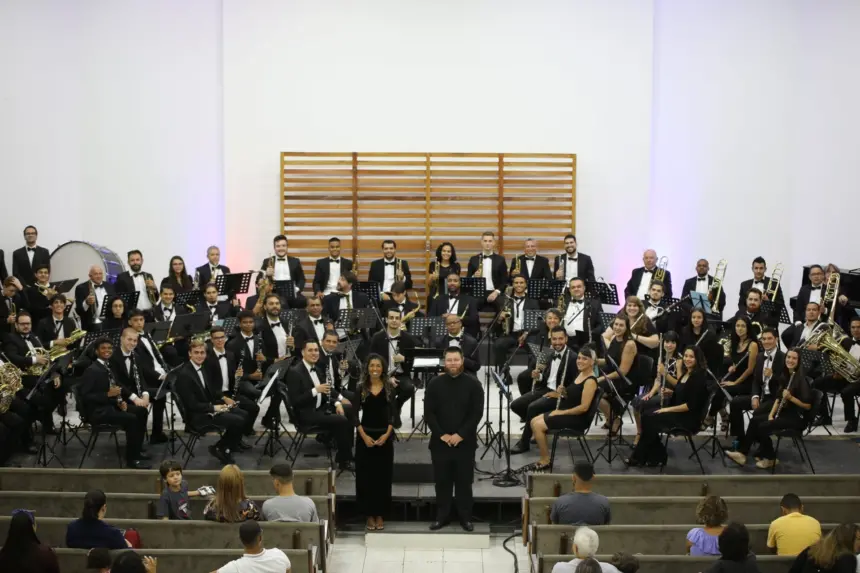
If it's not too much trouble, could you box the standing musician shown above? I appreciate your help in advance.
[262,235,306,306]
[428,274,480,338]
[434,314,480,375]
[115,250,158,312]
[726,348,813,470]
[510,327,576,454]
[79,337,151,469]
[380,281,420,324]
[369,240,412,293]
[12,226,50,287]
[793,265,827,324]
[151,285,187,325]
[322,272,371,336]
[200,284,238,324]
[633,332,682,444]
[681,259,727,318]
[294,295,332,349]
[320,329,358,399]
[205,326,258,439]
[738,256,784,309]
[643,281,675,335]
[706,315,759,434]
[174,339,247,465]
[552,234,596,283]
[596,314,638,436]
[74,265,115,331]
[516,308,563,396]
[560,278,602,351]
[226,311,265,403]
[509,238,552,282]
[36,294,77,351]
[492,275,539,368]
[728,327,784,441]
[195,246,231,301]
[812,315,860,433]
[427,242,460,301]
[286,340,356,471]
[126,310,169,442]
[160,256,194,294]
[466,231,507,307]
[24,264,57,325]
[735,288,777,338]
[369,308,417,428]
[625,249,673,300]
[313,237,353,297]
[1,277,26,335]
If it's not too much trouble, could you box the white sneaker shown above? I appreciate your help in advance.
[755,458,779,469]
[726,450,746,466]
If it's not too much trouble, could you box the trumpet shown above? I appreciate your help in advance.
[395,258,405,282]
[765,262,783,301]
[709,259,727,314]
[822,271,840,324]
[37,283,57,299]
[653,256,669,284]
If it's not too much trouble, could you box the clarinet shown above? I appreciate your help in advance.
[254,333,264,372]
[130,355,143,397]
[106,363,122,406]
[774,372,796,419]
[657,334,665,408]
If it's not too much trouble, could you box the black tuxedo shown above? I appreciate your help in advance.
[681,275,726,314]
[23,285,54,325]
[381,298,419,320]
[12,246,50,287]
[294,314,331,351]
[0,249,7,281]
[493,295,540,366]
[434,332,480,374]
[552,252,596,283]
[73,282,116,330]
[151,303,188,324]
[466,253,508,299]
[625,267,673,299]
[114,271,159,308]
[174,361,244,452]
[369,330,418,416]
[226,333,265,400]
[512,347,577,447]
[368,257,413,291]
[793,283,827,324]
[319,350,358,399]
[109,350,148,400]
[517,323,555,395]
[560,296,603,349]
[428,292,480,338]
[509,255,552,282]
[205,347,259,434]
[312,257,353,295]
[321,290,371,325]
[738,277,784,309]
[732,309,777,340]
[3,332,46,371]
[35,316,76,348]
[3,331,63,429]
[194,264,231,289]
[258,316,293,369]
[729,348,784,439]
[261,256,306,292]
[199,301,235,323]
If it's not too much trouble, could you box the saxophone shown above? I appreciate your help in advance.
[502,286,514,336]
[400,290,422,331]
[0,353,23,414]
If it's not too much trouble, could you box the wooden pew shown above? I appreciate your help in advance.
[533,553,795,573]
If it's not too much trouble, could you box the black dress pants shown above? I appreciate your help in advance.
[492,334,522,367]
[516,369,535,397]
[709,383,749,417]
[0,407,29,453]
[737,411,806,460]
[431,443,475,522]
[814,376,860,421]
[630,412,696,465]
[190,409,246,452]
[7,397,34,445]
[91,404,148,463]
[392,375,416,412]
[299,404,356,462]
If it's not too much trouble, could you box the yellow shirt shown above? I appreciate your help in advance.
[767,512,822,556]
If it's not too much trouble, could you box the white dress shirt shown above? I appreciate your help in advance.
[274,258,291,281]
[124,352,148,401]
[447,297,460,316]
[636,269,653,300]
[215,351,230,392]
[86,283,108,324]
[325,259,341,294]
[800,322,819,344]
[808,285,823,305]
[27,246,35,266]
[751,280,766,293]
[132,272,152,310]
[694,276,710,295]
[308,315,326,341]
[160,304,176,323]
[305,360,324,409]
[645,303,661,321]
[512,297,526,332]
[23,335,37,364]
[207,303,220,322]
[564,300,584,336]
[388,333,402,375]
[269,320,287,357]
[338,291,353,311]
[139,334,166,376]
[194,364,208,393]
[849,339,860,361]
[482,256,495,291]
[525,258,535,277]
[546,349,567,390]
[53,317,66,343]
[447,330,464,348]
[382,258,396,292]
[564,256,578,281]
[754,349,776,399]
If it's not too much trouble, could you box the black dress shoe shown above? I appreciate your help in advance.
[209,445,234,465]
[510,442,530,454]
[136,452,152,461]
[128,460,152,470]
[149,433,169,444]
[429,520,450,531]
[237,440,252,451]
[337,461,355,472]
[845,420,858,433]
[460,521,474,532]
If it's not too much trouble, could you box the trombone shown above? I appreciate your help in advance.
[822,270,840,324]
[765,262,783,301]
[709,259,727,314]
[653,256,669,284]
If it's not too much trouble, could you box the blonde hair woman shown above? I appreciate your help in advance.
[204,465,260,522]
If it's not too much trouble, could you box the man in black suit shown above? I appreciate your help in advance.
[207,325,258,437]
[226,311,265,402]
[681,259,726,316]
[733,288,777,338]
[36,294,77,351]
[174,339,246,465]
[793,264,827,324]
[114,250,158,313]
[380,281,421,328]
[368,239,412,293]
[492,275,540,368]
[199,283,238,324]
[151,284,188,325]
[258,293,294,370]
[294,296,332,351]
[261,234,306,308]
[813,316,860,432]
[517,309,563,396]
[12,226,51,287]
[728,328,784,441]
[560,278,603,351]
[466,231,507,307]
[126,310,169,442]
[73,265,115,331]
[286,340,355,470]
[552,233,596,284]
[429,274,480,338]
[79,337,150,469]
[509,239,552,282]
[312,237,353,297]
[321,272,371,332]
[433,314,480,375]
[625,249,673,300]
[782,302,824,350]
[0,277,26,337]
[737,256,784,310]
[194,245,231,297]
[643,281,676,335]
[320,329,359,399]
[511,327,576,453]
[23,264,58,325]
[369,308,418,427]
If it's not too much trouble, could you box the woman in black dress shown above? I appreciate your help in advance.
[428,242,460,302]
[597,314,637,435]
[626,345,709,466]
[707,316,758,432]
[355,354,396,531]
[679,308,722,373]
[530,345,599,470]
[102,296,127,331]
[633,331,682,444]
[160,256,193,294]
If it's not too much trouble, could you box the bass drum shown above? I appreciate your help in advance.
[50,241,125,287]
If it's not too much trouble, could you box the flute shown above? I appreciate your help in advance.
[774,372,796,419]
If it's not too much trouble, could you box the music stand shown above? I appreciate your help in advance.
[100,291,139,318]
[479,371,521,487]
[220,317,240,337]
[144,322,171,345]
[336,309,369,335]
[50,279,78,294]
[406,347,445,441]
[547,280,566,301]
[83,328,122,348]
[460,277,487,301]
[600,312,617,331]
[175,290,203,310]
[273,280,298,301]
[409,316,446,343]
[690,292,713,314]
[523,310,544,332]
[798,348,832,377]
[169,313,209,340]
[257,362,290,460]
[526,278,551,301]
[215,272,253,300]
[286,309,307,324]
[762,301,791,325]
[356,282,381,303]
[585,280,619,306]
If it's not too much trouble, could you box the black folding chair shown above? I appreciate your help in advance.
[169,381,224,469]
[771,389,823,475]
[659,389,719,475]
[72,385,124,469]
[283,397,335,469]
[548,388,603,471]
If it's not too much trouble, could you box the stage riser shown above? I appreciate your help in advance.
[50,549,315,573]
[537,555,794,573]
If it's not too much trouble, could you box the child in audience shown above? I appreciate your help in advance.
[204,464,261,523]
[687,496,728,556]
[156,460,215,520]
[609,552,639,573]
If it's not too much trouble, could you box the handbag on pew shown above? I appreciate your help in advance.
[123,528,143,549]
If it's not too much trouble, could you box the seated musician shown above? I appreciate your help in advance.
[605,296,659,359]
[381,281,420,324]
[510,327,576,454]
[322,272,371,332]
[633,331,681,445]
[735,288,777,336]
[73,265,115,331]
[681,259,726,316]
[729,327,783,442]
[369,240,412,294]
[434,314,480,375]
[625,249,673,300]
[0,352,37,456]
[36,294,76,350]
[174,338,247,465]
[626,345,708,467]
[492,275,539,370]
[466,231,507,308]
[245,274,266,316]
[294,295,332,349]
[205,326,258,439]
[824,263,851,328]
[727,348,813,470]
[160,256,194,294]
[151,284,187,325]
[738,257,784,310]
[706,315,758,434]
[509,238,552,282]
[286,340,355,471]
[596,314,638,436]
[226,311,265,402]
[530,346,599,471]
[312,236,353,297]
[102,296,127,332]
[552,234,596,283]
[783,302,824,350]
[262,234,306,307]
[79,337,150,469]
[320,329,358,400]
[115,250,158,312]
[108,328,153,430]
[24,264,56,325]
[515,308,562,396]
[427,242,460,301]
[680,308,723,373]
[813,315,860,433]
[428,273,480,338]
[3,311,62,435]
[792,265,826,324]
[561,278,602,352]
[0,277,26,336]
[643,281,674,334]
[126,310,169,442]
[370,308,417,428]
[200,283,237,324]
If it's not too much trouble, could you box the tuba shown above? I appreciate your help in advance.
[0,354,23,414]
[764,263,783,302]
[805,323,860,382]
[653,256,669,284]
[709,259,727,314]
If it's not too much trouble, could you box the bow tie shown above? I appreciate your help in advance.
[329,258,340,263]
[276,257,286,262]
[567,257,577,262]
[163,306,173,311]
[22,335,31,341]
[513,296,525,301]
[811,286,821,291]
[852,339,860,346]
[384,261,396,266]
[746,313,754,320]
[570,298,583,304]
[218,354,226,360]
[482,255,492,260]
[524,257,535,261]
[124,354,132,360]
[93,284,104,290]
[209,305,217,309]
[552,353,563,360]
[697,277,707,282]
[389,336,400,341]
[55,320,63,325]
[270,322,282,328]
[132,273,141,278]
[312,319,323,325]
[26,247,35,252]
[450,335,462,341]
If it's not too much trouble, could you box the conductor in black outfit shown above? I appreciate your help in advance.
[424,346,484,532]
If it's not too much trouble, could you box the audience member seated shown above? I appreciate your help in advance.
[66,490,132,550]
[551,526,621,573]
[262,463,320,523]
[0,509,60,573]
[608,553,639,573]
[767,493,822,556]
[575,558,603,573]
[111,550,157,573]
[687,496,728,556]
[704,522,761,573]
[213,520,290,573]
[157,459,215,520]
[86,548,112,572]
[550,462,611,526]
[789,523,859,573]
[204,464,261,523]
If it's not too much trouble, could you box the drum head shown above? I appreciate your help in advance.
[50,241,125,287]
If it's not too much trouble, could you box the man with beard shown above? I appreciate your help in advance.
[115,250,159,312]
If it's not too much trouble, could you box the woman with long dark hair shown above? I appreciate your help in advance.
[727,348,813,470]
[355,353,396,530]
[633,331,681,444]
[102,296,127,331]
[680,307,722,372]
[597,314,638,436]
[66,490,130,549]
[0,510,60,573]
[161,255,193,294]
[428,242,460,301]
[789,522,859,573]
[707,316,759,432]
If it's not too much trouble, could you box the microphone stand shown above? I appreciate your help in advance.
[472,290,510,452]
[477,370,522,487]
